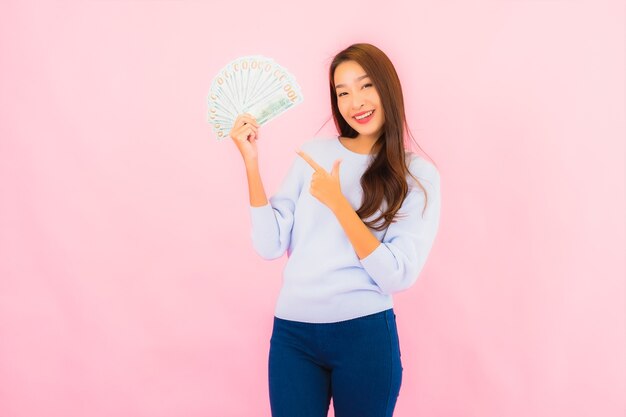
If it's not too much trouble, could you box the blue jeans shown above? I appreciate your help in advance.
[268,309,403,417]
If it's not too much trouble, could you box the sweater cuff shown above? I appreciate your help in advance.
[360,243,393,282]
[249,202,274,224]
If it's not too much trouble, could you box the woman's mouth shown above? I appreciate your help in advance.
[353,109,375,124]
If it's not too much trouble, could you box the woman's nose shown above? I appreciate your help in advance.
[352,94,365,109]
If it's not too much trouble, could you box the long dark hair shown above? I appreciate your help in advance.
[328,43,432,231]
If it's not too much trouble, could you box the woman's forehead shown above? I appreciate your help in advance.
[334,61,369,86]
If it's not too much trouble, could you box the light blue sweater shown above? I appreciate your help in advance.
[249,136,441,323]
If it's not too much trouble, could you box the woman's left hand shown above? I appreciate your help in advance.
[296,150,346,212]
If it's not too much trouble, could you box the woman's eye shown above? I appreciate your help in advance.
[337,84,371,97]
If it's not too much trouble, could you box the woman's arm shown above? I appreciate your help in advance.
[330,199,381,260]
[295,150,381,259]
[229,112,268,207]
[297,150,441,294]
[230,113,297,260]
[358,162,441,294]
[247,155,303,260]
[245,159,269,207]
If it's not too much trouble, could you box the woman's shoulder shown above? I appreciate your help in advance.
[405,151,440,186]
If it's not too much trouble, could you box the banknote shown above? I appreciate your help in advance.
[207,55,304,140]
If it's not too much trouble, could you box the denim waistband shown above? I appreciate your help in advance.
[274,308,395,326]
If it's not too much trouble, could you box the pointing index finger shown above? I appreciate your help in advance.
[296,150,326,173]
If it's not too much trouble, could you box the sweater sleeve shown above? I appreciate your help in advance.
[359,159,441,294]
[248,154,304,260]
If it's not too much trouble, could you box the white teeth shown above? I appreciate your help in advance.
[354,110,373,120]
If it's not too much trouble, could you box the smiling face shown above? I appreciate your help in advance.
[333,60,385,140]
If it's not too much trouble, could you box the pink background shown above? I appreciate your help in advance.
[1,0,624,416]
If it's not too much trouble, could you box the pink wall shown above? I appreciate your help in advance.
[1,1,624,416]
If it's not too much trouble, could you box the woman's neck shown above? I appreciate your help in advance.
[340,135,378,155]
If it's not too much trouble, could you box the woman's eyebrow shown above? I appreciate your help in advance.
[335,74,370,89]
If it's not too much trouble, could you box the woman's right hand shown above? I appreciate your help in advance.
[229,113,261,163]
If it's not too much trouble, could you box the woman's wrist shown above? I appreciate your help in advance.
[329,195,351,215]
[244,157,259,170]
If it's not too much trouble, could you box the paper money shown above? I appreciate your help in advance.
[207,55,303,140]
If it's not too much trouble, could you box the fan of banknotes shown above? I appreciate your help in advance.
[207,55,304,140]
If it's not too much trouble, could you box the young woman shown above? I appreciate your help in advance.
[229,43,441,417]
